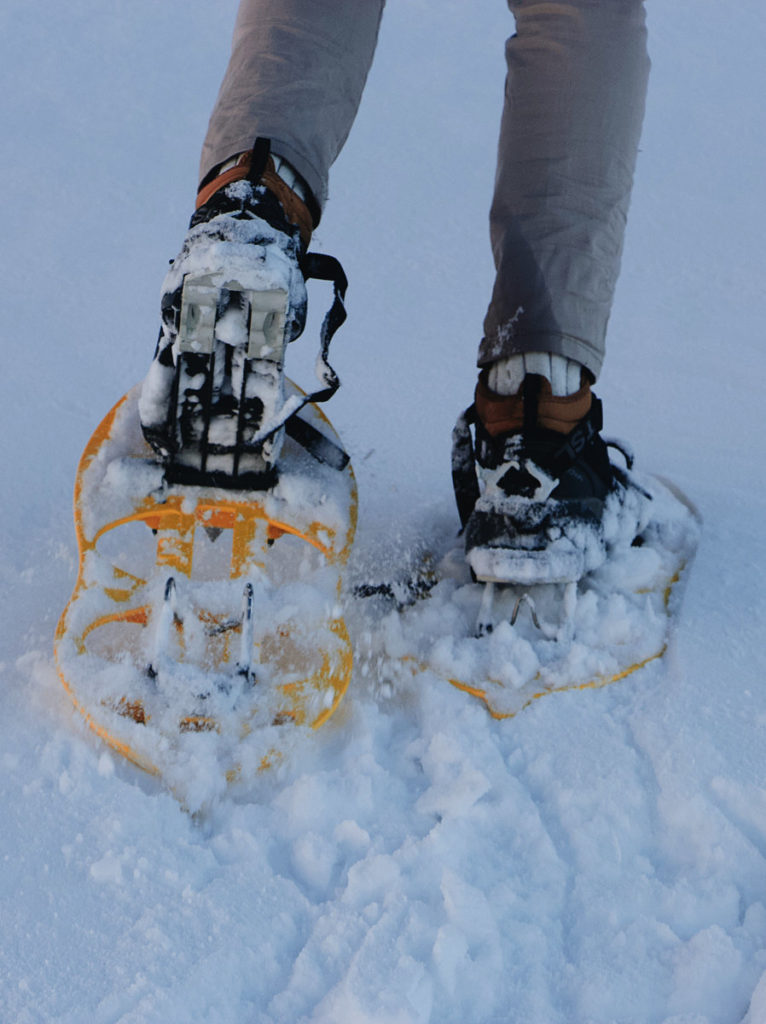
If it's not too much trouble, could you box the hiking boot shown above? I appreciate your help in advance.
[139,138,318,489]
[452,371,648,585]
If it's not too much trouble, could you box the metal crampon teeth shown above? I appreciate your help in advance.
[474,580,576,641]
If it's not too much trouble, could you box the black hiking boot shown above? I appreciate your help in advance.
[452,372,648,585]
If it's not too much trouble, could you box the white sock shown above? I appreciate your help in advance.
[270,154,308,202]
[488,353,583,397]
[214,152,307,203]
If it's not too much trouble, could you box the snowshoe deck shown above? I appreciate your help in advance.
[54,382,356,790]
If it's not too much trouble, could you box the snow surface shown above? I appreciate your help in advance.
[2,1,766,1021]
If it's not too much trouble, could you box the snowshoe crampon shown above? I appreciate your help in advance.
[54,383,356,789]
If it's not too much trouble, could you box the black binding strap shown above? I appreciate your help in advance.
[299,252,349,404]
[285,415,350,471]
[544,397,603,481]
[451,404,481,531]
[244,252,348,450]
[247,137,271,184]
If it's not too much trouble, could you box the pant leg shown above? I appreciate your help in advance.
[200,0,386,213]
[480,0,650,379]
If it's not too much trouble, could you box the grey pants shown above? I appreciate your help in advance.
[201,0,649,379]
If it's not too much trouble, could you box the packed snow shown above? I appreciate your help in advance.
[2,1,765,1022]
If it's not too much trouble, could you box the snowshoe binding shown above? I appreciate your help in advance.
[139,136,345,490]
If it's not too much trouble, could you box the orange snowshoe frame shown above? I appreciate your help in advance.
[54,384,357,782]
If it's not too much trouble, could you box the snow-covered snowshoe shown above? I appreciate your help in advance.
[355,475,699,719]
[54,382,356,792]
[55,141,355,793]
[352,373,700,718]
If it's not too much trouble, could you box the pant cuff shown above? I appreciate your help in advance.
[477,331,604,382]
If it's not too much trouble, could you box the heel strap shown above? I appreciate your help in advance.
[196,139,315,247]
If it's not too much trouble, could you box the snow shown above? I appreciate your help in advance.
[2,1,766,1022]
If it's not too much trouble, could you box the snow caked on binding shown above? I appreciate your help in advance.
[139,137,348,491]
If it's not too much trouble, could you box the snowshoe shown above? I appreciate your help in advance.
[55,140,355,795]
[54,382,356,793]
[354,475,699,719]
[352,372,700,718]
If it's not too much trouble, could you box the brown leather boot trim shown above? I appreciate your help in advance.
[195,152,251,208]
[195,152,314,248]
[260,160,314,249]
[475,371,593,437]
